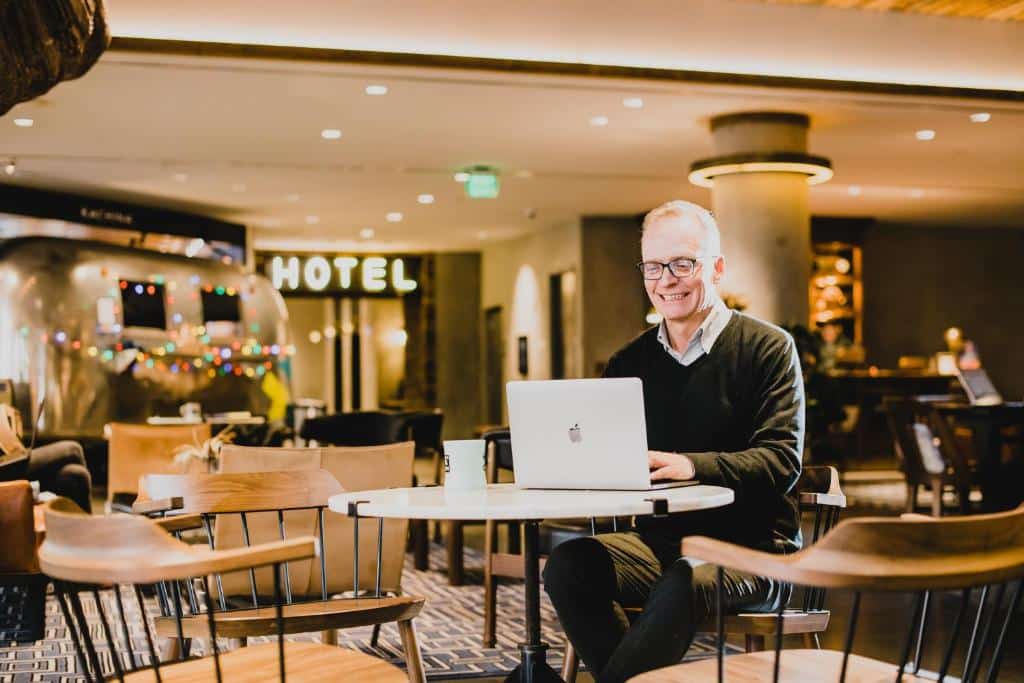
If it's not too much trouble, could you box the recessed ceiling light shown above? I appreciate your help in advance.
[476,231,489,240]
[910,189,925,199]
[590,115,610,127]
[13,118,33,128]
[915,129,936,141]
[417,194,435,205]
[386,212,403,223]
[515,170,533,179]
[970,112,991,123]
[365,85,388,96]
[622,97,644,109]
[173,172,188,183]
[360,228,375,239]
[305,215,320,224]
[286,193,300,202]
[263,218,282,228]
[321,128,342,140]
[454,172,470,183]
[232,183,247,193]
[847,185,862,196]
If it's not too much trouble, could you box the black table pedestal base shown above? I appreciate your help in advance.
[504,643,563,683]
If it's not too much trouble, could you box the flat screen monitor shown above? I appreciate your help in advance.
[121,280,167,329]
[957,368,1003,406]
[201,290,241,322]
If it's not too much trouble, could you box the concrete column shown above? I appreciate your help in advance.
[693,112,830,327]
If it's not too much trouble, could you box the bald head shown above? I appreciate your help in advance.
[642,200,721,257]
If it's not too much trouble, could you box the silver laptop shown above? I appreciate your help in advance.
[957,368,1003,406]
[506,378,697,491]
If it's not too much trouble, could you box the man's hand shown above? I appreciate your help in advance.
[648,450,696,482]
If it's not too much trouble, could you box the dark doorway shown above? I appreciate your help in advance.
[484,306,504,424]
[550,273,565,379]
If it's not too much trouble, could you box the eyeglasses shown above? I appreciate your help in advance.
[636,257,704,280]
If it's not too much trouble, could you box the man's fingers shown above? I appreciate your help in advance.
[650,466,675,481]
[648,450,673,467]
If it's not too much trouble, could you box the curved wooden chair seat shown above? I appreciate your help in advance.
[121,641,406,683]
[680,506,1024,592]
[627,506,1024,682]
[154,595,424,638]
[39,498,410,683]
[39,498,315,585]
[630,648,934,683]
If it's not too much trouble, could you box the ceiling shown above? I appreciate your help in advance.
[0,1,1022,252]
[748,0,1024,22]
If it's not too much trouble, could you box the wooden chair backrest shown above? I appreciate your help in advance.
[139,467,342,600]
[0,480,39,574]
[318,442,414,595]
[140,469,345,513]
[107,422,211,502]
[683,505,1024,592]
[39,497,315,585]
[173,442,414,598]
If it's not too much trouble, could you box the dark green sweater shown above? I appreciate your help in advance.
[603,312,804,565]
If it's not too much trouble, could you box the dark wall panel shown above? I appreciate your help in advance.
[862,223,1024,398]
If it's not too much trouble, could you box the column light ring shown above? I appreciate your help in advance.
[688,153,833,188]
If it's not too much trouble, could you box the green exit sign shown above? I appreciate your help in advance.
[466,172,500,199]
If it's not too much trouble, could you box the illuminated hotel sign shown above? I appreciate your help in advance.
[257,253,419,295]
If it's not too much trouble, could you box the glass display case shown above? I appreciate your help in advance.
[809,241,862,345]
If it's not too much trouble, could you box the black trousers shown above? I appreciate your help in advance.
[27,441,92,513]
[543,531,784,683]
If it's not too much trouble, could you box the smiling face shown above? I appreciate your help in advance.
[641,210,724,326]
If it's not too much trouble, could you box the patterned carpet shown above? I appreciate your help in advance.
[0,544,729,681]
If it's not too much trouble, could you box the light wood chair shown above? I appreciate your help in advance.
[629,505,1024,683]
[136,467,425,682]
[215,443,415,647]
[38,496,407,683]
[560,466,847,681]
[0,480,47,641]
[106,422,211,510]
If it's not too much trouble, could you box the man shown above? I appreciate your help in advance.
[0,404,92,513]
[543,200,804,683]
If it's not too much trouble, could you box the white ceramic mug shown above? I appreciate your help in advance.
[443,439,487,491]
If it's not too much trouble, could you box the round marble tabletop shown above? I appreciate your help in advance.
[328,483,734,521]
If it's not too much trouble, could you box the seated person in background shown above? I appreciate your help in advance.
[817,321,852,372]
[0,404,92,513]
[542,200,803,683]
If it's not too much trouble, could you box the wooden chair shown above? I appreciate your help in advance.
[560,466,847,681]
[38,496,407,682]
[135,467,426,682]
[107,422,211,511]
[216,443,416,648]
[0,480,47,642]
[629,505,1024,682]
[884,397,975,516]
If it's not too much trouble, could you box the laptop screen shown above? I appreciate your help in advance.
[958,368,1002,406]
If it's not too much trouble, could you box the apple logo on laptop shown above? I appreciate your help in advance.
[568,423,582,443]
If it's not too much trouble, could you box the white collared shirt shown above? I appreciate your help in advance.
[656,299,733,366]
